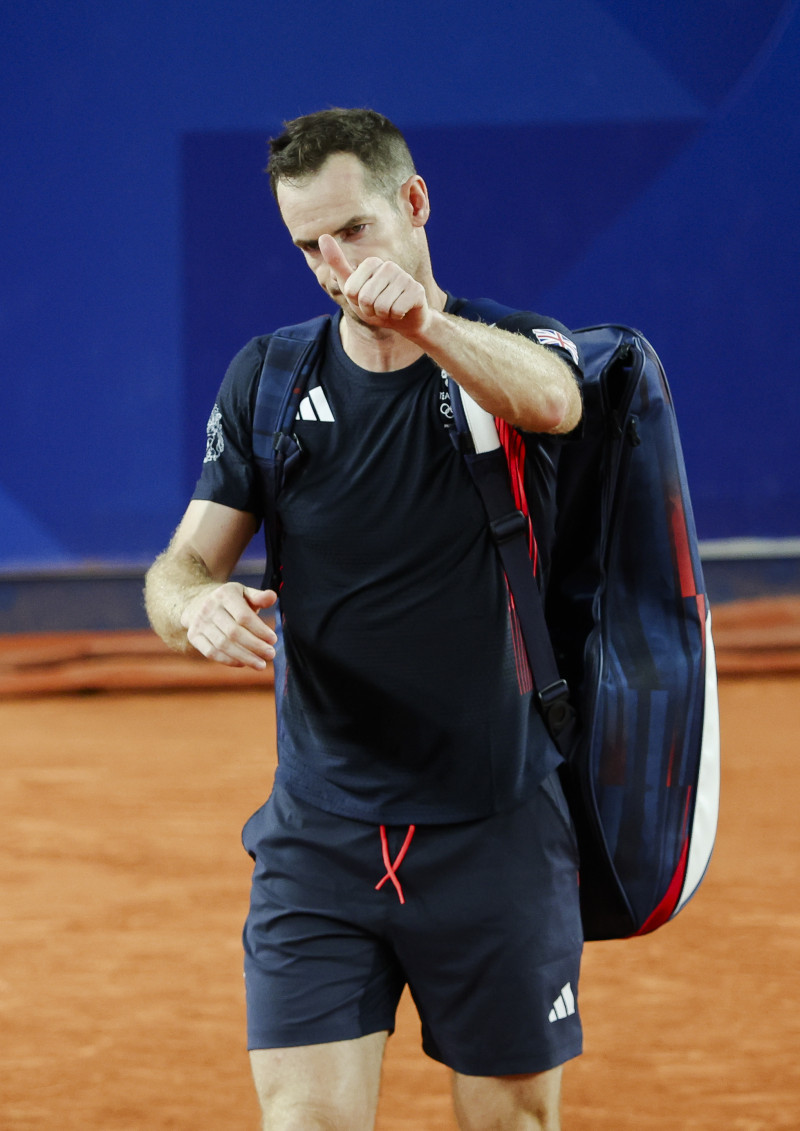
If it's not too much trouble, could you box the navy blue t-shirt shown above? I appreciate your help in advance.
[194,301,581,823]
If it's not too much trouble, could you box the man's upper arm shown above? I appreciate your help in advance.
[191,334,268,513]
[496,311,583,380]
[170,499,259,581]
[499,311,583,435]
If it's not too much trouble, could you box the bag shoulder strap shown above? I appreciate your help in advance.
[449,299,574,744]
[252,314,331,590]
[252,314,331,447]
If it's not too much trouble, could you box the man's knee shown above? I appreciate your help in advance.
[451,1064,564,1131]
[255,1097,358,1131]
[249,1033,386,1131]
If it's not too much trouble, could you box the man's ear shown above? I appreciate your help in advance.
[399,174,431,227]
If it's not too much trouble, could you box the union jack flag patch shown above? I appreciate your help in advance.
[532,328,580,367]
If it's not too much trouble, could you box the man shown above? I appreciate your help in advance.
[145,108,584,1130]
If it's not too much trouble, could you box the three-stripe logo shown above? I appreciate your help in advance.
[548,982,576,1023]
[298,386,335,422]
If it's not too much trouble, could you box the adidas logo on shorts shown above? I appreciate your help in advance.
[548,982,576,1023]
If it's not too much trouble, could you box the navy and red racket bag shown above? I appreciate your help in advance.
[450,303,720,940]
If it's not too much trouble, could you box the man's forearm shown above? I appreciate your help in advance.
[144,546,219,654]
[408,309,582,434]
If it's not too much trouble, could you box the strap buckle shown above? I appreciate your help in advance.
[489,509,528,545]
[272,431,294,456]
[537,679,574,736]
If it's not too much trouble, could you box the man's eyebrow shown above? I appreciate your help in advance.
[294,216,369,251]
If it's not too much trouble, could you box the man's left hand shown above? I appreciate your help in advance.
[319,234,430,333]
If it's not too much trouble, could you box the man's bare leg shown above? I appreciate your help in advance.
[249,1031,387,1131]
[451,1064,564,1131]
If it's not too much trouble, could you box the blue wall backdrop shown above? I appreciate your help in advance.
[2,0,798,572]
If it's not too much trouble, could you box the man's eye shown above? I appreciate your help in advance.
[346,225,366,237]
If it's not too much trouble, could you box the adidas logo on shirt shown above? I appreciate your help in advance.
[298,385,335,423]
[548,982,576,1023]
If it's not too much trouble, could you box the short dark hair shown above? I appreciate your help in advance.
[267,108,416,200]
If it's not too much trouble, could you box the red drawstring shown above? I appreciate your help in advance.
[375,824,416,904]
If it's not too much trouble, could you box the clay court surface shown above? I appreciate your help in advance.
[2,598,799,1129]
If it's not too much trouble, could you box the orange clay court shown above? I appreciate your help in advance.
[2,596,799,1129]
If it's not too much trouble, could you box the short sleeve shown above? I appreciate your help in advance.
[495,310,583,381]
[495,310,585,443]
[191,335,269,517]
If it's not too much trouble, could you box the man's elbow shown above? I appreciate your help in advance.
[549,384,583,434]
[519,383,582,434]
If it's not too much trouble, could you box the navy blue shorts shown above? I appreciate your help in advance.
[241,773,583,1076]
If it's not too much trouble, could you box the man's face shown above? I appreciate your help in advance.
[276,153,423,317]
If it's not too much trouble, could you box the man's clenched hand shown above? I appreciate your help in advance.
[319,234,430,334]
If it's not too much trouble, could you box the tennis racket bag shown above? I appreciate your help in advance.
[251,303,720,941]
[450,299,720,940]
